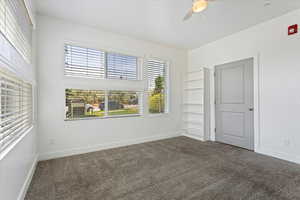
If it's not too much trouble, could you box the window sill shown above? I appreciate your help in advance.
[0,126,34,161]
[65,114,142,121]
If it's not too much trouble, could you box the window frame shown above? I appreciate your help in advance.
[64,44,142,81]
[0,67,34,156]
[146,57,170,115]
[64,88,143,121]
[0,0,33,64]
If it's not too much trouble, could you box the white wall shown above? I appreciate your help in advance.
[0,1,38,199]
[37,15,187,160]
[188,9,300,164]
[0,127,38,200]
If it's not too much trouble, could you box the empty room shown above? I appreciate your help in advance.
[1,0,300,199]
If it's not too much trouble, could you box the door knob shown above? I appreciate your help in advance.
[249,108,254,111]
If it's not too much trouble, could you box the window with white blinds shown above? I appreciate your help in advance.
[107,53,137,80]
[64,44,139,80]
[65,45,106,79]
[147,59,168,114]
[0,0,32,63]
[0,69,33,153]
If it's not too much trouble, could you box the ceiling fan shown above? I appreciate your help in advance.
[183,0,214,21]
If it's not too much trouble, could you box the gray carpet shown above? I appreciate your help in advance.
[25,136,300,200]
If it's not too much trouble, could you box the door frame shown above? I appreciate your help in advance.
[211,54,261,152]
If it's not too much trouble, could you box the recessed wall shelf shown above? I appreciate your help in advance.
[187,69,203,73]
[182,67,210,141]
[184,87,204,91]
[184,78,203,82]
[183,111,204,115]
[183,102,203,105]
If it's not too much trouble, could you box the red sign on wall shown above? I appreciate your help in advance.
[288,24,298,35]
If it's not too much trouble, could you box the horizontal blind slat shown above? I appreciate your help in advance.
[0,0,32,63]
[0,68,33,153]
[64,44,105,79]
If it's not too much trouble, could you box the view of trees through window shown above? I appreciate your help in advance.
[65,89,139,119]
[149,76,165,113]
[148,59,167,114]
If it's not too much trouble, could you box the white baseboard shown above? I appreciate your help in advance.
[256,147,300,165]
[18,154,38,200]
[39,133,181,161]
[182,133,205,142]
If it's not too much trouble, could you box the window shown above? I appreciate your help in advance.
[65,45,105,79]
[0,69,33,153]
[108,91,139,116]
[0,0,32,63]
[65,44,139,80]
[65,89,105,119]
[65,89,141,120]
[147,59,168,114]
[106,53,138,80]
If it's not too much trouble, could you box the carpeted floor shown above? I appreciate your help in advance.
[25,136,300,200]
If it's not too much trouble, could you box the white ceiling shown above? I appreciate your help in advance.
[36,0,300,49]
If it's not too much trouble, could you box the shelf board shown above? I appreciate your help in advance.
[183,111,204,115]
[184,78,203,82]
[183,102,203,105]
[183,120,203,125]
[187,69,203,73]
[184,87,204,91]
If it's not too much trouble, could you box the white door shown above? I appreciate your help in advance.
[215,58,254,150]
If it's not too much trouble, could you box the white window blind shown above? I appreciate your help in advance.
[65,45,106,79]
[0,69,32,153]
[147,59,168,114]
[0,0,32,63]
[107,53,138,80]
[147,59,166,90]
[64,44,139,80]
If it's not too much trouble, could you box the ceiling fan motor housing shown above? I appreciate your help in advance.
[192,0,208,13]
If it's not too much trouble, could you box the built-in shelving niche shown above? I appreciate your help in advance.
[182,68,210,141]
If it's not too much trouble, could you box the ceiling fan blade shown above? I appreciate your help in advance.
[183,9,194,21]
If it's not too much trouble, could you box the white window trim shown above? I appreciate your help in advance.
[23,0,36,28]
[0,125,33,160]
[0,67,34,159]
[0,64,35,160]
[0,0,33,63]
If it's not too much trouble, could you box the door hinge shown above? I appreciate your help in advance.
[215,128,217,133]
[214,72,216,77]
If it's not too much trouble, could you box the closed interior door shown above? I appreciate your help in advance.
[215,58,254,150]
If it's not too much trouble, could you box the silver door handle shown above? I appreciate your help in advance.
[249,108,254,111]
